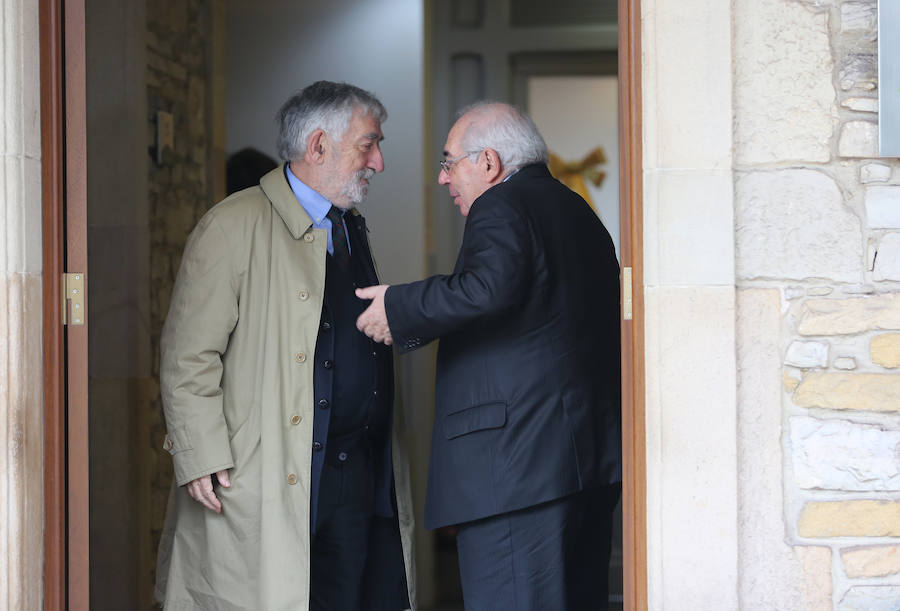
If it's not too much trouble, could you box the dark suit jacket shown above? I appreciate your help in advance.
[385,163,621,529]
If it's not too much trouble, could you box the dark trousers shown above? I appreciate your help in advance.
[455,483,621,611]
[310,447,375,611]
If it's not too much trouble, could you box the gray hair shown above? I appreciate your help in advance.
[457,101,548,171]
[276,81,387,162]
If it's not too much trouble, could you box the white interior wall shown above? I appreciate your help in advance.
[226,0,425,287]
[528,75,620,259]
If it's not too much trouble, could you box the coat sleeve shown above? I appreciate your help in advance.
[385,194,533,353]
[160,211,240,486]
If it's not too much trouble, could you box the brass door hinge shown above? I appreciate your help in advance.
[63,273,86,326]
[623,267,633,321]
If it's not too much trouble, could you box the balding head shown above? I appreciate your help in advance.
[456,102,548,174]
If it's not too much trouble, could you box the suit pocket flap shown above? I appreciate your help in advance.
[443,402,507,439]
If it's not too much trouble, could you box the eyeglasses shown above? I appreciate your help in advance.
[439,151,479,174]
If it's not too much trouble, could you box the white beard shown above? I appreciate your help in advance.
[339,167,376,206]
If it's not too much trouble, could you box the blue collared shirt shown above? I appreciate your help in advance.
[284,164,350,255]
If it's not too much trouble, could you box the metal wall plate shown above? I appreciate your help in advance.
[879,0,900,157]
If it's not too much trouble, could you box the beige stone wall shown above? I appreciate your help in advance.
[734,0,900,608]
[145,0,218,599]
[0,0,44,608]
[641,0,740,607]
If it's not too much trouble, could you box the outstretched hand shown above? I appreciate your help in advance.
[356,285,393,345]
[185,469,231,513]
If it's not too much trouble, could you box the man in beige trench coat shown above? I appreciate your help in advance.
[155,81,416,610]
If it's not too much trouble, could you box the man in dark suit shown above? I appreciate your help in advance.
[356,101,621,609]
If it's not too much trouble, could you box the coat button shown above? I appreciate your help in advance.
[287,473,298,485]
[322,321,331,331]
[290,414,301,425]
[303,233,314,242]
[338,452,348,462]
[318,399,329,409]
[313,441,323,451]
[323,359,333,369]
[298,289,309,300]
[372,390,378,397]
[295,352,306,363]
[162,436,174,451]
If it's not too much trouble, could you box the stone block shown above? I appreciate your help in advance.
[840,53,877,91]
[841,97,878,112]
[844,284,876,295]
[738,289,807,610]
[799,546,832,610]
[784,369,802,392]
[790,416,900,490]
[653,0,733,169]
[807,286,833,297]
[797,294,900,335]
[839,121,879,158]
[654,171,735,286]
[874,234,900,282]
[841,1,877,32]
[785,341,829,368]
[793,372,900,412]
[734,0,833,163]
[736,170,862,282]
[842,545,900,578]
[649,286,738,610]
[834,357,857,370]
[798,500,900,537]
[839,586,900,611]
[872,334,900,369]
[786,286,806,300]
[861,163,892,184]
[867,187,900,228]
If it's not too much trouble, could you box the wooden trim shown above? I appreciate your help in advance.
[40,0,66,607]
[618,0,647,609]
[64,0,90,608]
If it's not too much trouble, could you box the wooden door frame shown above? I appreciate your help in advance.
[40,0,66,607]
[618,0,647,608]
[41,0,89,608]
[40,0,646,608]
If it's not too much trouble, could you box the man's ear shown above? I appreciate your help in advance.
[482,148,504,183]
[304,129,328,164]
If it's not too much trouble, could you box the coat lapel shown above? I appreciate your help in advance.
[259,164,314,239]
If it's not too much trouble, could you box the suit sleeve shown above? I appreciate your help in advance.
[159,212,240,486]
[385,194,532,352]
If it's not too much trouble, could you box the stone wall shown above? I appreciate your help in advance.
[734,0,900,608]
[1,0,44,607]
[145,0,217,599]
[640,0,740,605]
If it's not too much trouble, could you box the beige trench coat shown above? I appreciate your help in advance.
[155,167,416,610]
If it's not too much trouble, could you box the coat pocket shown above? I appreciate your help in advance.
[443,401,507,439]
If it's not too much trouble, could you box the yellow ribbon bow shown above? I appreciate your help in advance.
[547,147,607,211]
